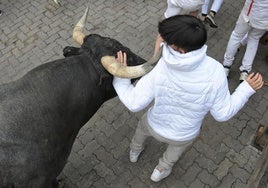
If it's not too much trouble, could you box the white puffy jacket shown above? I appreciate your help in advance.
[113,43,255,141]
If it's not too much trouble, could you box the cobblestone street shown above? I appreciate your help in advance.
[0,0,268,187]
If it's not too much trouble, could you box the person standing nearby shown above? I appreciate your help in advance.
[112,15,264,182]
[222,0,268,81]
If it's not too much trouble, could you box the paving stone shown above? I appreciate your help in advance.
[231,179,247,188]
[217,173,237,188]
[92,178,110,188]
[193,140,217,161]
[179,147,200,170]
[78,140,100,159]
[62,162,82,185]
[226,149,248,168]
[128,177,148,188]
[181,163,202,186]
[229,164,250,184]
[111,137,130,160]
[93,146,117,168]
[222,135,244,153]
[214,158,233,180]
[76,170,99,188]
[189,178,205,188]
[110,169,133,188]
[195,155,218,173]
[170,181,188,188]
[198,169,220,187]
[1,0,268,187]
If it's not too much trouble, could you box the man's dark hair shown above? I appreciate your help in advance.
[158,15,207,52]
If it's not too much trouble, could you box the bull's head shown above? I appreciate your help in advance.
[72,7,162,79]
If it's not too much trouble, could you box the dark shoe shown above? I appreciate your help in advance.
[205,14,218,28]
[223,66,231,77]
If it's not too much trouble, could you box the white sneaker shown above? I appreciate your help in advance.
[129,149,143,163]
[223,66,230,77]
[150,166,172,182]
[239,70,249,82]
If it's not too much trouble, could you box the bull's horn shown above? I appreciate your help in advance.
[101,46,163,79]
[73,7,89,45]
[53,0,61,6]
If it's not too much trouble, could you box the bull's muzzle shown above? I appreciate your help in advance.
[101,46,163,78]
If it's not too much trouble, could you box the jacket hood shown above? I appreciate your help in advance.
[162,43,207,71]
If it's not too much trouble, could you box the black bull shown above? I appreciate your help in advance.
[0,34,146,188]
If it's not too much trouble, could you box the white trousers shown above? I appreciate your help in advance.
[201,0,224,14]
[223,14,266,72]
[164,0,204,18]
[130,113,195,170]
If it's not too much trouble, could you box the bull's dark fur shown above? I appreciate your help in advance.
[0,34,145,188]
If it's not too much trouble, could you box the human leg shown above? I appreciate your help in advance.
[210,0,224,14]
[151,139,194,182]
[240,32,248,46]
[223,14,250,76]
[205,0,224,28]
[129,113,151,162]
[201,0,210,21]
[239,28,266,78]
[158,140,194,170]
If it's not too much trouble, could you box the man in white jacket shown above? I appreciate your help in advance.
[113,15,264,182]
[223,0,268,81]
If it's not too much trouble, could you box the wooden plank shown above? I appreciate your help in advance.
[247,125,268,188]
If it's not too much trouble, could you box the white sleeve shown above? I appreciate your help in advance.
[210,73,256,122]
[112,71,155,112]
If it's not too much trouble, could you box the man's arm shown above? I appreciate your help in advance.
[113,51,155,112]
[210,72,263,122]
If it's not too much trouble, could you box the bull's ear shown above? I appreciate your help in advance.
[101,46,162,78]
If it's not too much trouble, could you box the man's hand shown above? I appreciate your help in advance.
[153,33,164,57]
[246,72,264,91]
[116,51,127,66]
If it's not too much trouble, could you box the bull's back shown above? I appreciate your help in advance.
[0,56,105,187]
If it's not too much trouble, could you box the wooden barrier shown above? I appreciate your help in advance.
[247,124,268,188]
